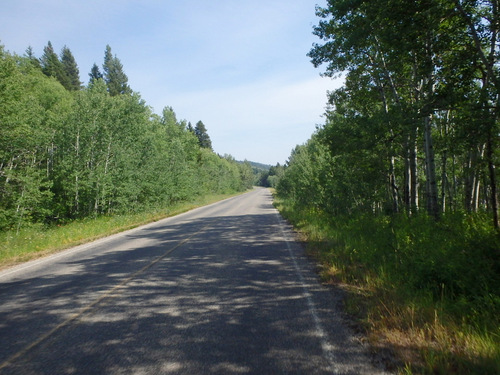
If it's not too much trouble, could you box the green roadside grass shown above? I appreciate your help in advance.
[273,196,500,375]
[0,191,247,270]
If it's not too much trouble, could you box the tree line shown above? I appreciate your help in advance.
[273,0,500,315]
[0,42,254,231]
[278,0,499,230]
[274,3,499,369]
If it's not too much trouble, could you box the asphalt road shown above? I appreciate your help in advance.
[0,188,388,374]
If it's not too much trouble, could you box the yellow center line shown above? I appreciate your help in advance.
[0,225,207,370]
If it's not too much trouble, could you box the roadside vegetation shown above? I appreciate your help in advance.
[275,196,499,374]
[0,191,246,269]
[0,42,255,264]
[273,1,500,373]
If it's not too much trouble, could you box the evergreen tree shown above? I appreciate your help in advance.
[194,121,213,150]
[24,46,41,69]
[24,45,36,59]
[40,42,80,91]
[102,45,131,96]
[88,63,103,84]
[61,46,82,91]
[40,41,63,80]
[60,46,81,90]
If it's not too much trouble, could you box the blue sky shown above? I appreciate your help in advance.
[0,0,343,165]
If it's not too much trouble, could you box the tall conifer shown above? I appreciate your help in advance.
[88,63,103,84]
[194,121,213,150]
[24,46,41,69]
[102,45,131,96]
[60,46,81,90]
[40,41,63,80]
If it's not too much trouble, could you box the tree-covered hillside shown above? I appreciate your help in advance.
[0,42,253,231]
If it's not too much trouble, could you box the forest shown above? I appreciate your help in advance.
[274,1,500,373]
[0,42,254,233]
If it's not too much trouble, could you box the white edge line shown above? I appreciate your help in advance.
[275,211,340,374]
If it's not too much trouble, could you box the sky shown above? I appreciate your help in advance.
[0,0,343,165]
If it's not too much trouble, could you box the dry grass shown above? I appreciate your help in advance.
[318,252,500,374]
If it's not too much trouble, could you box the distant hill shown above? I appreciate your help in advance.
[237,160,271,171]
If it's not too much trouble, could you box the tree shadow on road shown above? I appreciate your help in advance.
[0,210,390,374]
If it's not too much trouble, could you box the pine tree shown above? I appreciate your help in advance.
[40,41,63,80]
[88,63,103,84]
[194,121,213,150]
[25,46,36,59]
[102,45,131,96]
[60,46,81,90]
[40,42,80,91]
[24,46,41,69]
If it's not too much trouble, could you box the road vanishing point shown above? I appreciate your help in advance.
[0,188,388,374]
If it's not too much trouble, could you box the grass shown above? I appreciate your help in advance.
[274,197,500,374]
[0,191,246,269]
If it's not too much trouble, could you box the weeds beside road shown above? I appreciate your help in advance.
[274,197,500,374]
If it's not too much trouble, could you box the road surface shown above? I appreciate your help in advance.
[0,188,388,374]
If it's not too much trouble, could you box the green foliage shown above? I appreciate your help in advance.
[238,161,255,190]
[60,46,81,90]
[258,163,284,188]
[40,42,81,91]
[88,63,103,84]
[277,194,500,373]
[307,0,500,224]
[24,46,41,69]
[0,46,71,231]
[40,41,64,81]
[194,120,213,150]
[274,1,500,371]
[103,45,131,96]
[0,45,249,232]
[315,211,500,319]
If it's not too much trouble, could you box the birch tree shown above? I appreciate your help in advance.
[307,0,488,220]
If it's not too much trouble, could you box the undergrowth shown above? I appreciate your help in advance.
[275,198,500,374]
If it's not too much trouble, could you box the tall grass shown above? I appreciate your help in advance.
[0,191,244,268]
[275,198,500,374]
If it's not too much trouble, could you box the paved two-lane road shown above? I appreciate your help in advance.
[0,188,387,374]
